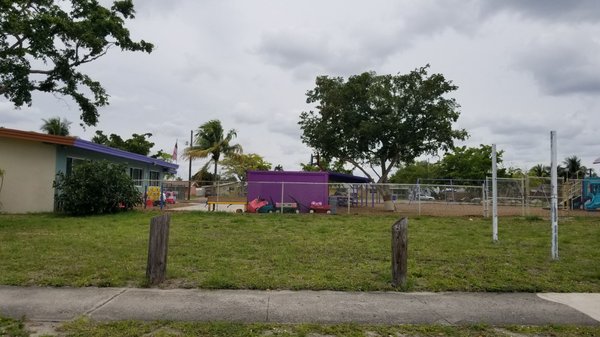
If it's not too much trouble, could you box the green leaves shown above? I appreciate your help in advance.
[186,120,243,180]
[40,116,72,136]
[299,66,468,183]
[91,130,155,155]
[0,0,153,126]
[220,153,272,182]
[438,145,503,181]
[53,160,142,215]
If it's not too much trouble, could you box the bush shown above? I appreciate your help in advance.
[53,161,142,215]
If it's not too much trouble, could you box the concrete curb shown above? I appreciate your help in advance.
[1,286,598,325]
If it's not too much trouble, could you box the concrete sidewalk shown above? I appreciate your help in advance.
[1,286,599,325]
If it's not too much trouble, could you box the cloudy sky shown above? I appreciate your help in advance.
[3,0,600,179]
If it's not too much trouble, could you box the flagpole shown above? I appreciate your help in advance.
[187,130,193,200]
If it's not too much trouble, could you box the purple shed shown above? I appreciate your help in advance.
[246,171,369,212]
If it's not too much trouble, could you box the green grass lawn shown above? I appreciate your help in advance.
[56,319,600,337]
[3,316,600,337]
[0,211,599,291]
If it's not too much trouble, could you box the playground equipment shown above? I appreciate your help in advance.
[583,178,600,211]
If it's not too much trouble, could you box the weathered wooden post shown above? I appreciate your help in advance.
[146,214,171,285]
[391,217,408,288]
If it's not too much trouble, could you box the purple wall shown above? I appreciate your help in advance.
[247,171,329,212]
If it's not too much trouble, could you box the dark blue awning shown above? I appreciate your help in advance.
[327,171,371,183]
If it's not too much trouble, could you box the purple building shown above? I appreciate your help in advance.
[247,171,369,212]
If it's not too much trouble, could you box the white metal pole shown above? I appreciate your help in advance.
[492,144,498,242]
[550,131,559,260]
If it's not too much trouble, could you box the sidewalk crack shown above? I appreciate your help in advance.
[266,294,270,322]
[414,295,450,325]
[84,288,128,316]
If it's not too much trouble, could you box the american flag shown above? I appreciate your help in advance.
[172,141,178,162]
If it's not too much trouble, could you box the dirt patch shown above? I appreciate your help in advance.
[340,201,600,218]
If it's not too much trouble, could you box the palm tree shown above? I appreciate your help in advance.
[529,164,550,177]
[563,155,587,179]
[40,117,71,136]
[185,119,242,187]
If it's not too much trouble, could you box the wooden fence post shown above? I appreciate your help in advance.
[391,217,408,288]
[146,214,171,285]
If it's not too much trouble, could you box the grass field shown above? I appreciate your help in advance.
[0,211,599,292]
[3,316,600,337]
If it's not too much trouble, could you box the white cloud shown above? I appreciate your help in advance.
[3,0,600,176]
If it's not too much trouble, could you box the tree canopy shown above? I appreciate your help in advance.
[220,153,272,182]
[390,161,439,184]
[92,130,154,156]
[529,164,550,178]
[562,155,587,179]
[0,0,153,126]
[299,66,467,186]
[40,116,71,136]
[300,157,351,174]
[185,120,242,182]
[438,145,504,181]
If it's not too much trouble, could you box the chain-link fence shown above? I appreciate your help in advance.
[185,180,486,216]
[174,177,597,217]
[483,177,587,216]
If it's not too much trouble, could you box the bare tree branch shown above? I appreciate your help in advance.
[70,44,114,68]
[8,34,27,51]
[369,162,382,180]
[29,69,53,75]
[347,158,373,182]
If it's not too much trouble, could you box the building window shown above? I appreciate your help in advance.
[149,171,160,186]
[66,157,86,175]
[129,168,144,186]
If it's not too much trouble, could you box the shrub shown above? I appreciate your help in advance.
[53,161,142,215]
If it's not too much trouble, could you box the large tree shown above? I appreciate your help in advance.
[299,66,467,207]
[390,161,440,184]
[438,145,504,181]
[562,155,587,179]
[185,120,242,184]
[529,164,550,178]
[220,153,272,182]
[40,116,71,136]
[92,130,154,155]
[0,0,153,126]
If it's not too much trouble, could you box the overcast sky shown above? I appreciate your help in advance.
[2,0,600,179]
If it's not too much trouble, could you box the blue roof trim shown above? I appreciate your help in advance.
[73,139,179,174]
[327,171,371,183]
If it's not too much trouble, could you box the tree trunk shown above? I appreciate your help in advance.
[146,214,171,285]
[379,184,395,211]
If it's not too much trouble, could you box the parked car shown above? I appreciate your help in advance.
[417,194,435,201]
[332,189,355,207]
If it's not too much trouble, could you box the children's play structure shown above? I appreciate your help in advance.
[246,171,370,213]
[582,177,600,211]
